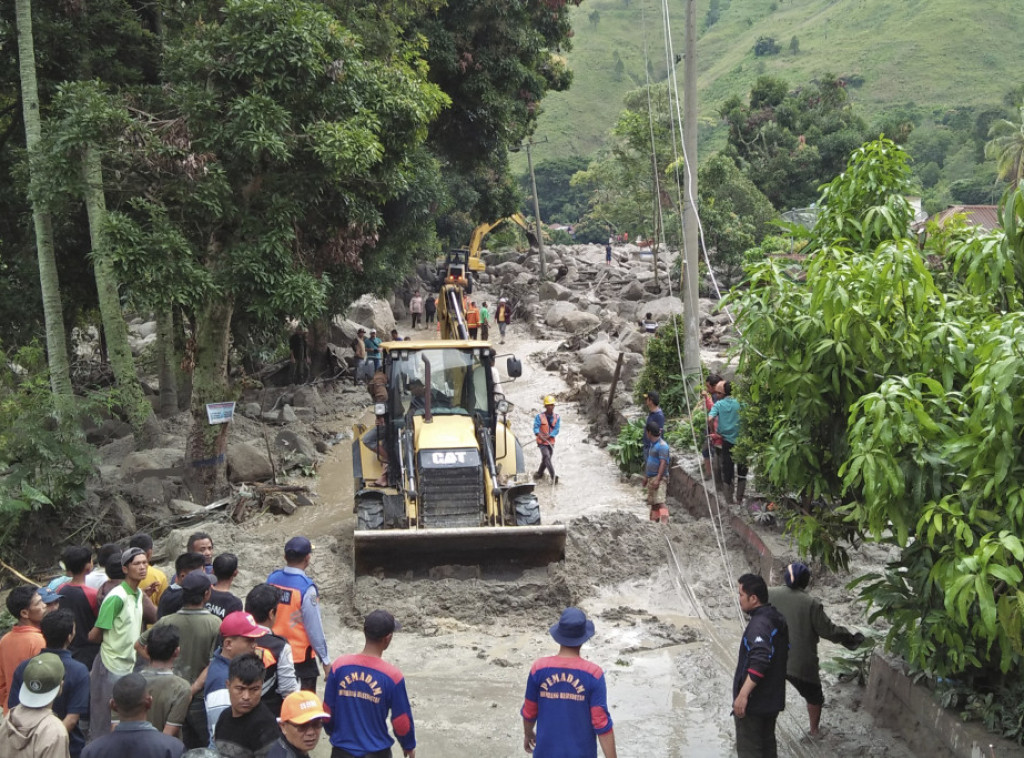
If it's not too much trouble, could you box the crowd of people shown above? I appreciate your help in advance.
[0,533,422,758]
[0,524,863,758]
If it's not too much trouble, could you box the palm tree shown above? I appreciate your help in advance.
[15,0,72,399]
[986,106,1024,184]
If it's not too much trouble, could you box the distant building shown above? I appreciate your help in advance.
[928,205,1000,232]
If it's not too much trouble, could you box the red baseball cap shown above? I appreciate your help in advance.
[220,611,270,638]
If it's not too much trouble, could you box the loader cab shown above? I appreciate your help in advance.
[384,344,497,428]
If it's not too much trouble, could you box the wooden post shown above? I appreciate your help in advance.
[607,352,626,412]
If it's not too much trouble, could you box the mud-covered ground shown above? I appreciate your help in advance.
[153,299,916,757]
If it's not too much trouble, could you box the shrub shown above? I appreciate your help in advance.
[0,344,97,551]
[608,418,646,475]
[753,36,781,56]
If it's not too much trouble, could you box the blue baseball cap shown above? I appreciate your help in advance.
[285,536,313,556]
[36,586,60,605]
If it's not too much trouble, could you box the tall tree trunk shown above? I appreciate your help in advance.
[16,0,72,399]
[156,305,179,416]
[185,299,233,502]
[308,315,331,380]
[82,144,158,442]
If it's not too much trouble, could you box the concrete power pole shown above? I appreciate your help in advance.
[681,0,700,373]
[525,140,546,280]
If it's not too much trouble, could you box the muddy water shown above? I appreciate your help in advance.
[232,316,913,757]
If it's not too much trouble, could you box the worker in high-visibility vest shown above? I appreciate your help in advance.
[466,301,481,339]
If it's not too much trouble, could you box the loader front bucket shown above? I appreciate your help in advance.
[353,524,567,577]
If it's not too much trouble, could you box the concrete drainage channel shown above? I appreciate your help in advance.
[665,466,1024,758]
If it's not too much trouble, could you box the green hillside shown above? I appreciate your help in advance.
[519,0,1024,169]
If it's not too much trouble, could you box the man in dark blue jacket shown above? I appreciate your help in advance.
[733,573,789,758]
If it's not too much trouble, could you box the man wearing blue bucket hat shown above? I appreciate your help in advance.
[521,607,617,758]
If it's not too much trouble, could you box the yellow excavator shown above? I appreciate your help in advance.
[440,214,538,290]
[351,270,564,575]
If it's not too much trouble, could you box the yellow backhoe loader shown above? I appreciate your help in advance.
[351,340,566,575]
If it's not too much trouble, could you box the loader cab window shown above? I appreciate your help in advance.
[389,348,492,422]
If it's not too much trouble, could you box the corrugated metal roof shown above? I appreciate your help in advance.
[931,205,1001,231]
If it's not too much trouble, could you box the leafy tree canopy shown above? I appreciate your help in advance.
[721,74,868,209]
[729,136,1024,682]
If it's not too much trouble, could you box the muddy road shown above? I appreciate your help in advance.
[175,318,914,757]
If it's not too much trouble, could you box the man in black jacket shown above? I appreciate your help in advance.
[733,573,789,758]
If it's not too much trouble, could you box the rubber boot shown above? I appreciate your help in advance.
[734,477,747,505]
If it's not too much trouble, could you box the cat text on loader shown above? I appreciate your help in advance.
[351,341,566,575]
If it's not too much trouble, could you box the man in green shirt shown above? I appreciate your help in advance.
[479,301,491,341]
[767,562,864,737]
[88,546,152,737]
[135,570,219,749]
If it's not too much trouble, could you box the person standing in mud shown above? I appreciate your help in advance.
[701,373,723,481]
[352,329,368,384]
[364,329,383,372]
[640,390,666,460]
[708,381,747,503]
[479,301,491,341]
[267,538,329,694]
[323,610,416,758]
[409,292,423,330]
[521,607,617,758]
[533,396,560,484]
[642,421,670,524]
[495,297,512,344]
[424,294,436,326]
[466,300,481,339]
[768,563,864,739]
[733,573,788,758]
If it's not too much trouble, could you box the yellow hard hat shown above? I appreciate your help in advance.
[543,395,556,406]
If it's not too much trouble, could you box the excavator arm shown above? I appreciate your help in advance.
[466,214,538,269]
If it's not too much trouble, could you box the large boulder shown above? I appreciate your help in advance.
[227,442,274,483]
[644,296,685,322]
[291,386,323,412]
[128,321,158,339]
[621,280,645,301]
[330,317,366,346]
[275,430,317,470]
[580,353,618,384]
[618,329,650,354]
[346,295,395,335]
[490,261,525,278]
[121,448,183,477]
[579,340,618,360]
[544,302,601,332]
[538,281,572,301]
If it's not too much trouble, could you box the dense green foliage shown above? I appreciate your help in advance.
[0,345,96,549]
[608,417,645,475]
[721,74,868,209]
[571,83,776,272]
[730,138,1024,691]
[632,315,694,417]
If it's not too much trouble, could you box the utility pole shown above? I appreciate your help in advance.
[524,139,547,280]
[681,0,700,373]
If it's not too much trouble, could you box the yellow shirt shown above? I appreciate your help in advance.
[144,565,169,605]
